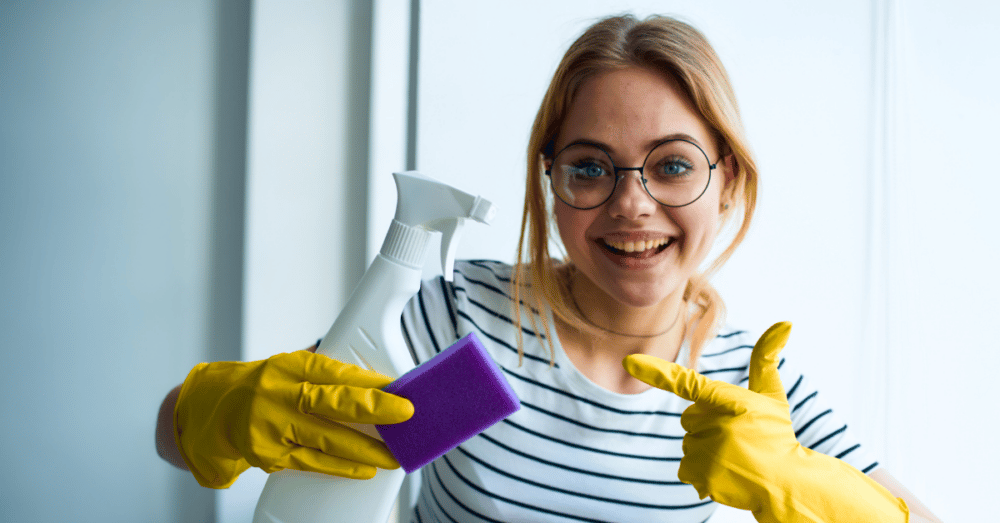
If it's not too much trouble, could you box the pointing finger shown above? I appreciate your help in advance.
[623,354,730,405]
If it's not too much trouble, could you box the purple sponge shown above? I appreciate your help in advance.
[375,332,520,473]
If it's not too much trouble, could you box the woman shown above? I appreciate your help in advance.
[158,14,942,522]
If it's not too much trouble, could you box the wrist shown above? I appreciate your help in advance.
[805,449,908,523]
[758,448,909,523]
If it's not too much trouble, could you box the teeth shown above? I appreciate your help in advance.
[605,238,669,253]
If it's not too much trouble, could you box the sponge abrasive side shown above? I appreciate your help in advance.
[375,332,521,474]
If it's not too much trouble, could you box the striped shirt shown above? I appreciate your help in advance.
[400,260,879,523]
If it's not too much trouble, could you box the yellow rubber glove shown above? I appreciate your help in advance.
[174,350,414,489]
[623,322,910,523]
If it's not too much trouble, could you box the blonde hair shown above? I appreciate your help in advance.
[512,14,759,369]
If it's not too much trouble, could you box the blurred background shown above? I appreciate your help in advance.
[2,0,996,521]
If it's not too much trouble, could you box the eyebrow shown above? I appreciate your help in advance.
[565,133,704,154]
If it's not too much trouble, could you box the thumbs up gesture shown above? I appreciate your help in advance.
[623,322,910,523]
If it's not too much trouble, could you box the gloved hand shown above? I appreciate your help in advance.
[174,350,414,489]
[623,322,910,523]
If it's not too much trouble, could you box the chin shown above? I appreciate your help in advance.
[605,278,680,309]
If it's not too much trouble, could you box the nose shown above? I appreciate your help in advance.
[606,169,657,219]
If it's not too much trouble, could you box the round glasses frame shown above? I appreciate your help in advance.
[544,138,722,210]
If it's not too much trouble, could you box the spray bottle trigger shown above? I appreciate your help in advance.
[436,218,464,282]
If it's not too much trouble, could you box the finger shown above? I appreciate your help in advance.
[300,383,415,425]
[748,322,791,400]
[677,461,710,500]
[677,401,715,434]
[677,435,713,499]
[623,354,724,404]
[282,447,381,480]
[290,414,401,471]
[300,352,396,389]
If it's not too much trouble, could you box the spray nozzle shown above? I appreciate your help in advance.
[391,171,497,280]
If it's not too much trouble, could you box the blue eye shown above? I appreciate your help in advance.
[657,160,693,178]
[568,163,607,179]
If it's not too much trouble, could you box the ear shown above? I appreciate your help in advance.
[720,153,738,205]
[723,153,737,185]
[542,155,553,173]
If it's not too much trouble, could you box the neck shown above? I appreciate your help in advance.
[566,271,687,362]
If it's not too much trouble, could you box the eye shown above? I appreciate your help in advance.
[664,162,686,175]
[654,157,694,179]
[565,162,609,180]
[552,143,614,186]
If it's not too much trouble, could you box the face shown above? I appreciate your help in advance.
[550,66,732,309]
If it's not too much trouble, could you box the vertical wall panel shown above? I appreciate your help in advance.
[887,1,1000,520]
[230,0,374,521]
[367,0,413,264]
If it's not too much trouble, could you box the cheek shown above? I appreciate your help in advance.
[679,181,726,242]
[672,204,722,254]
[553,203,592,254]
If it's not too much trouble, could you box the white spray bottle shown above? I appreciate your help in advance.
[252,171,497,523]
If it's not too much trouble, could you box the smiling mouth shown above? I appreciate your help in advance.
[600,238,674,257]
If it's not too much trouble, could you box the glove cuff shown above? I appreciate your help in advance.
[758,449,910,523]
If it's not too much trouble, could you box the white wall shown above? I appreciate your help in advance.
[0,1,249,521]
[412,0,997,521]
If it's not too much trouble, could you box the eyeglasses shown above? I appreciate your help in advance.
[544,139,720,209]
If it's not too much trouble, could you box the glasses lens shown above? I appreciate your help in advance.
[549,144,615,209]
[642,140,713,207]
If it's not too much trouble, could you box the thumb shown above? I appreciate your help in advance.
[748,321,791,400]
[623,354,729,405]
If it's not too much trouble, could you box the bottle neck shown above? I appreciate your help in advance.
[380,219,433,269]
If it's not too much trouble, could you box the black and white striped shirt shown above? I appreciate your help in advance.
[401,260,879,523]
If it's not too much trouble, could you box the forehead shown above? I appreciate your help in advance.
[557,67,715,155]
